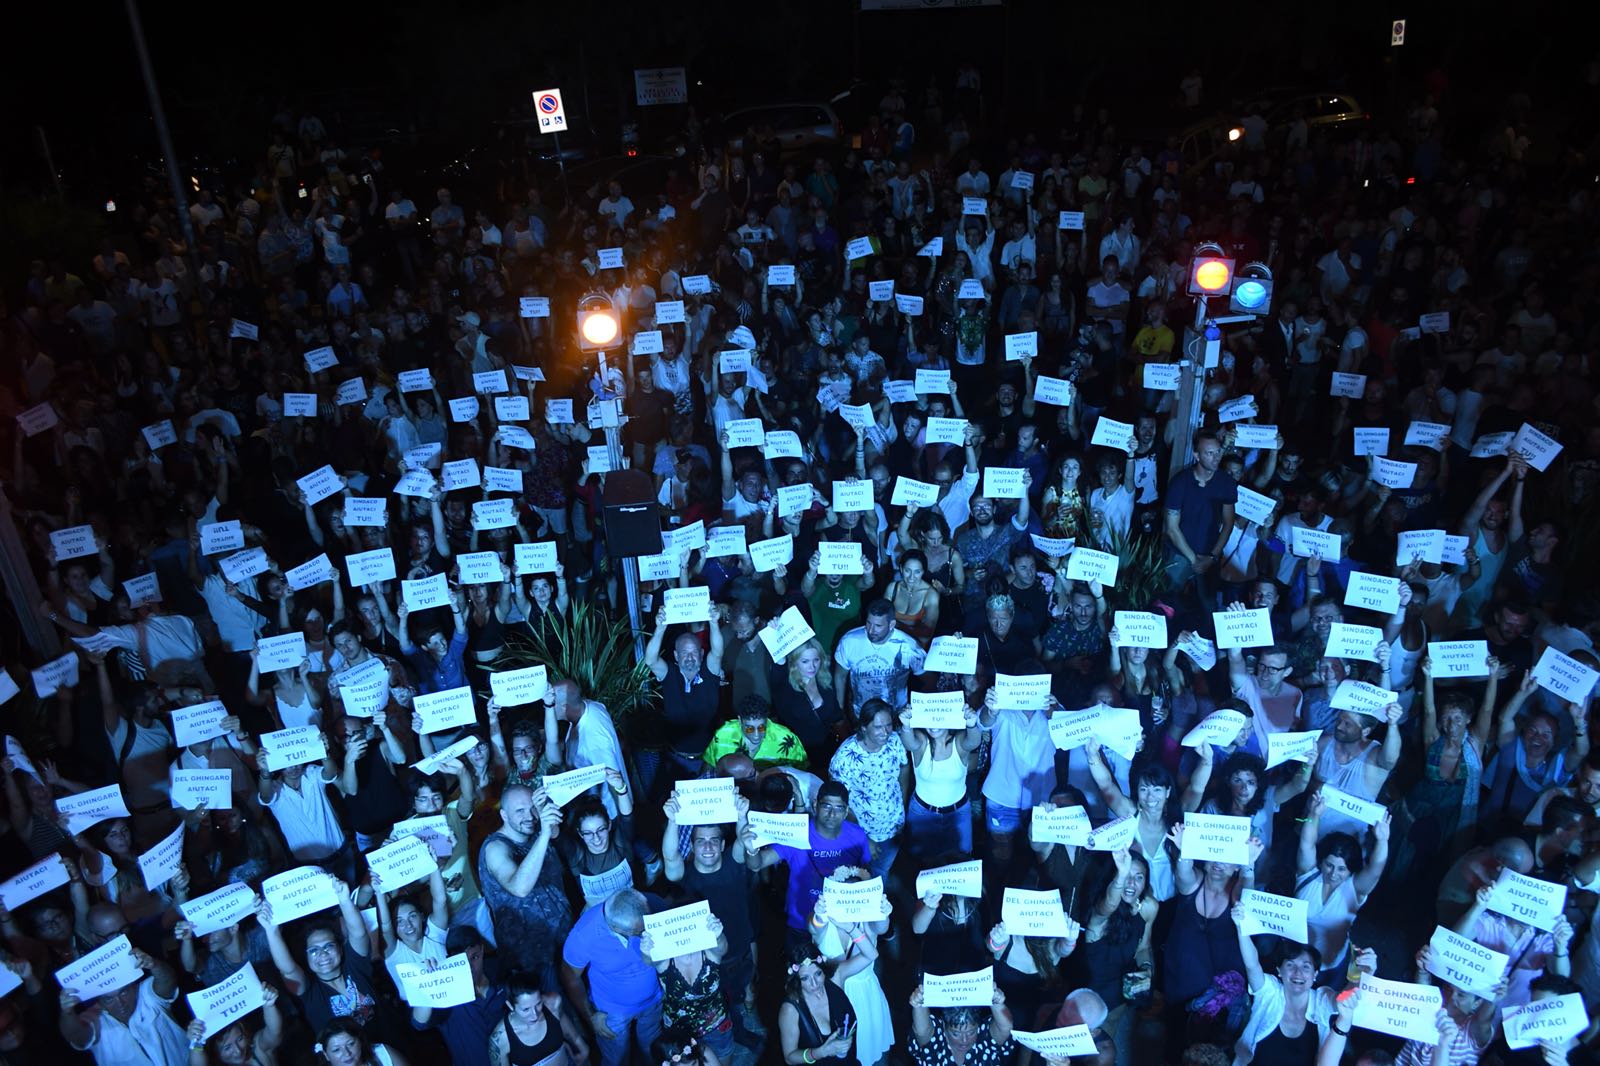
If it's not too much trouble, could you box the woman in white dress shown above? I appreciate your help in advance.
[810,886,894,1066]
[1293,791,1390,985]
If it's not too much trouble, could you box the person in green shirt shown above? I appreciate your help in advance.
[801,548,874,656]
[703,697,809,770]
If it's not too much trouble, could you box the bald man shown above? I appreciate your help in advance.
[478,784,571,985]
[1435,836,1534,926]
[548,678,627,815]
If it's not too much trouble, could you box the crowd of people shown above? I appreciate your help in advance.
[1,60,1598,1066]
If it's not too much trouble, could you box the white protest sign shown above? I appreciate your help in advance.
[838,403,874,431]
[868,280,895,302]
[748,534,794,574]
[1503,994,1588,1050]
[644,901,720,960]
[1330,680,1399,715]
[1324,622,1382,662]
[1511,423,1562,471]
[891,477,940,508]
[170,770,233,811]
[1344,572,1400,615]
[1218,396,1258,423]
[367,834,436,890]
[1441,535,1468,566]
[1002,888,1071,937]
[514,541,559,575]
[188,963,266,1037]
[1212,608,1274,649]
[487,665,548,709]
[138,821,186,890]
[0,853,70,913]
[1090,417,1135,451]
[304,346,338,373]
[674,778,738,826]
[1352,975,1443,1043]
[957,279,984,301]
[1086,815,1138,852]
[16,402,58,436]
[1266,730,1323,770]
[1234,424,1280,450]
[483,466,524,495]
[218,546,269,584]
[455,551,505,586]
[31,652,80,699]
[925,417,968,445]
[681,274,712,295]
[1239,890,1309,943]
[545,399,574,424]
[1066,547,1119,586]
[1058,211,1085,230]
[777,483,811,520]
[391,815,453,860]
[1319,784,1387,827]
[903,690,969,730]
[1289,525,1341,563]
[722,419,764,451]
[917,236,944,256]
[1371,457,1417,490]
[845,236,875,261]
[472,370,510,396]
[1031,805,1091,846]
[262,866,339,924]
[923,967,994,1008]
[333,658,389,719]
[925,636,979,675]
[1030,535,1075,559]
[631,331,664,356]
[337,377,368,406]
[397,369,434,393]
[519,296,551,319]
[1004,332,1038,361]
[1487,869,1566,932]
[1532,646,1598,704]
[199,520,245,555]
[915,860,984,899]
[1178,632,1218,670]
[255,632,306,674]
[1405,421,1450,451]
[54,935,143,999]
[817,541,864,576]
[1033,376,1074,406]
[1182,709,1248,749]
[705,525,747,558]
[1013,1027,1097,1059]
[1353,427,1390,457]
[1396,528,1445,566]
[1426,640,1490,679]
[442,458,481,491]
[662,586,713,624]
[596,247,624,270]
[414,686,477,734]
[654,299,685,323]
[822,876,888,924]
[1330,372,1367,399]
[142,419,179,451]
[230,319,259,341]
[833,479,874,512]
[494,392,531,421]
[285,553,335,592]
[412,736,480,778]
[259,727,328,772]
[1047,706,1140,759]
[758,605,815,661]
[402,573,451,611]
[171,700,229,748]
[1426,925,1508,995]
[763,429,804,459]
[57,784,130,835]
[1179,813,1252,865]
[894,294,924,316]
[996,673,1053,711]
[915,368,951,394]
[1143,363,1181,391]
[767,264,796,286]
[50,525,99,562]
[962,196,988,215]
[283,393,318,418]
[124,571,161,608]
[747,812,810,849]
[471,499,516,530]
[346,547,397,586]
[1233,486,1276,527]
[982,467,1026,500]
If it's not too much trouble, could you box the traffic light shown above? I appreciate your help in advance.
[1229,262,1274,315]
[577,292,620,352]
[1187,242,1235,297]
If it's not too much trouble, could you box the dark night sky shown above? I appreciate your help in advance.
[0,0,1588,200]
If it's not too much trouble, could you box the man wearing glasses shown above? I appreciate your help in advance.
[1226,626,1303,756]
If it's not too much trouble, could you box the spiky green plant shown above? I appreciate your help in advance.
[1102,529,1168,612]
[492,601,656,724]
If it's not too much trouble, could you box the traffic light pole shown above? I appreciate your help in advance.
[1170,295,1211,479]
[596,349,646,664]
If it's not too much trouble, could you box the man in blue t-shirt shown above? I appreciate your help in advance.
[1164,430,1238,606]
[741,780,870,944]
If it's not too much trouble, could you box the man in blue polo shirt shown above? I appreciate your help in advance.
[560,889,662,1066]
[1163,429,1238,607]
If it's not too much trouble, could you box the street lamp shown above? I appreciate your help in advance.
[575,291,647,662]
[1229,262,1274,316]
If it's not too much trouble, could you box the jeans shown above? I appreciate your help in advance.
[985,801,1024,836]
[596,1000,663,1066]
[906,796,971,862]
[867,834,900,881]
[1164,552,1217,613]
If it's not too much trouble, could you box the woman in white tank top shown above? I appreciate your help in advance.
[900,708,982,861]
[247,653,323,730]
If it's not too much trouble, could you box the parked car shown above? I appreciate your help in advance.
[714,102,843,157]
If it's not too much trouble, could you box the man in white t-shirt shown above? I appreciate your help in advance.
[832,600,927,717]
[955,158,991,197]
[596,181,635,232]
[1086,257,1131,335]
[1316,239,1361,303]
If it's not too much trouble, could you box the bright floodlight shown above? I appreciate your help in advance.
[581,310,619,346]
[577,292,621,352]
[1229,261,1274,315]
[1234,280,1267,308]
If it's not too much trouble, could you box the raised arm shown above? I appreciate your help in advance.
[1231,901,1267,992]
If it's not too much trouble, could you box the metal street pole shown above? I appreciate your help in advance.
[124,0,199,274]
[1170,295,1211,479]
[596,349,646,664]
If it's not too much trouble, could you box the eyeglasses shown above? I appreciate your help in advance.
[307,942,341,957]
[579,828,610,841]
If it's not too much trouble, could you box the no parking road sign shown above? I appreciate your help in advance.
[534,88,568,133]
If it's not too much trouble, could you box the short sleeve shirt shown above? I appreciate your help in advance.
[828,737,909,841]
[910,1021,1016,1066]
[1165,467,1239,557]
